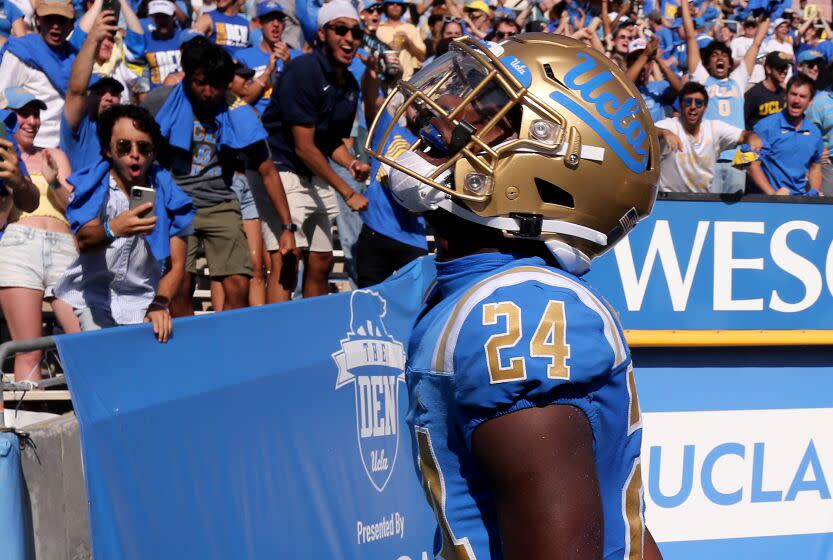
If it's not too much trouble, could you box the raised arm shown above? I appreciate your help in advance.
[65,11,118,131]
[120,0,144,35]
[743,16,770,74]
[77,0,103,32]
[681,0,700,74]
[193,13,213,35]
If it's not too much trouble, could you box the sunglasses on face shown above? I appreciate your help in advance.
[114,139,154,157]
[681,97,705,108]
[325,23,364,40]
[365,6,382,13]
[494,30,514,39]
[442,15,462,22]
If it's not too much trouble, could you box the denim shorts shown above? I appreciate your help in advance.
[231,173,259,221]
[0,223,78,297]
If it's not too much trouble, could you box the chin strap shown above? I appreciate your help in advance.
[436,199,608,246]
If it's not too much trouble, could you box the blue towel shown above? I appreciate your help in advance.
[3,33,78,97]
[67,159,196,261]
[747,0,789,17]
[155,82,267,152]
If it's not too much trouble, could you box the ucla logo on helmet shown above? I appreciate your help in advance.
[333,290,406,492]
[550,52,650,174]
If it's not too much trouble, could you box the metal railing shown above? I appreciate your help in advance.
[0,336,66,429]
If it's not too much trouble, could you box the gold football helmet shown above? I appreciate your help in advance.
[366,33,659,275]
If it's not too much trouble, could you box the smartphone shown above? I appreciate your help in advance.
[130,186,156,214]
[103,0,121,23]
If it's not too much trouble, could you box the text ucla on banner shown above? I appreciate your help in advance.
[635,346,833,558]
[587,198,833,330]
[57,259,437,560]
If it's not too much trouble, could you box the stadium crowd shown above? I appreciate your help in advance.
[0,0,831,381]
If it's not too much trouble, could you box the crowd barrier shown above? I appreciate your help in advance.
[47,194,833,559]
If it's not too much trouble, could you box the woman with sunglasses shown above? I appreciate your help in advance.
[0,89,81,382]
[54,105,195,342]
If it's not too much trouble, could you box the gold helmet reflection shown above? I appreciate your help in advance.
[366,33,659,275]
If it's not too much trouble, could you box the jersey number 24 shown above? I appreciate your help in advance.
[482,301,571,384]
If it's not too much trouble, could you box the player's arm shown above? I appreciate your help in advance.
[471,404,604,559]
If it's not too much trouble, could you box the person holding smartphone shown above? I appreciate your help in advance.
[54,105,195,342]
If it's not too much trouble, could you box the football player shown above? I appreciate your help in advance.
[367,34,663,558]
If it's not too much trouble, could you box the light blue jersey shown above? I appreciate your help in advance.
[406,252,645,559]
[693,62,749,160]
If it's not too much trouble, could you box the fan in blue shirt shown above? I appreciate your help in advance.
[144,0,197,89]
[750,74,824,196]
[234,1,301,114]
[626,37,682,123]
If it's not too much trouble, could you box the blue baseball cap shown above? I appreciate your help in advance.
[363,0,382,8]
[798,49,826,64]
[3,87,46,111]
[255,0,286,19]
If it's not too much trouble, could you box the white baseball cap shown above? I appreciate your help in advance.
[317,0,361,28]
[628,38,647,53]
[148,0,175,16]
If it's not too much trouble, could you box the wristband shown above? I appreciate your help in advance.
[48,181,61,190]
[104,219,116,241]
[147,296,170,313]
[345,191,356,202]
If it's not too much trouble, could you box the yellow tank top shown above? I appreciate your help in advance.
[9,173,69,225]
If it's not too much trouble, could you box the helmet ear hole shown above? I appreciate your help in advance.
[534,177,575,208]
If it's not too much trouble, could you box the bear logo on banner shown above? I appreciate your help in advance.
[333,290,406,492]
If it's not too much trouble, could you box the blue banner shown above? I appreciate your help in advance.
[586,198,833,331]
[57,259,437,560]
[56,198,833,559]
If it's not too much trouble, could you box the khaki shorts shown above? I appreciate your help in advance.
[253,171,339,253]
[186,200,252,277]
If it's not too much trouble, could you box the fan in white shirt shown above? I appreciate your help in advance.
[656,82,761,193]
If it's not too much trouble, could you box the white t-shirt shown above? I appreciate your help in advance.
[655,117,744,193]
[0,52,63,148]
[730,36,753,65]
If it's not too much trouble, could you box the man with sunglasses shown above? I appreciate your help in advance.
[744,51,789,129]
[489,18,520,41]
[656,82,761,193]
[261,0,370,298]
[377,0,425,80]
